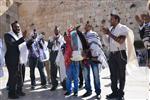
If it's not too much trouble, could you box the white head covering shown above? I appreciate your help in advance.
[111,9,119,16]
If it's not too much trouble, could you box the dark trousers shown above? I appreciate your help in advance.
[7,64,25,86]
[108,50,127,95]
[21,64,25,82]
[50,51,58,87]
[6,61,23,95]
[29,57,46,86]
[79,61,83,85]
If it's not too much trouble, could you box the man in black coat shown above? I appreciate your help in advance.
[4,21,27,99]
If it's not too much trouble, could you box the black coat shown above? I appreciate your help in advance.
[4,33,24,66]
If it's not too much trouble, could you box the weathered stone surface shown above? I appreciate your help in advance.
[0,0,150,40]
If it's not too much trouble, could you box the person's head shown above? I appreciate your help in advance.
[110,14,120,27]
[54,26,60,36]
[141,13,150,23]
[11,21,20,34]
[32,33,37,39]
[84,21,93,32]
[41,32,46,39]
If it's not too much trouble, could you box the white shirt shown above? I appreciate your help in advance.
[52,35,65,51]
[103,23,128,52]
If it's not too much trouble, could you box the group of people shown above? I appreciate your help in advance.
[0,10,150,100]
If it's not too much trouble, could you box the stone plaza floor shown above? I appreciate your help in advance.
[0,66,149,100]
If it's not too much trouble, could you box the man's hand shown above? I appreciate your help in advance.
[135,15,144,26]
[115,36,126,44]
[23,30,27,38]
[101,26,110,35]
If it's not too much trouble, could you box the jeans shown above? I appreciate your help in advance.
[83,61,101,95]
[66,61,80,93]
[29,56,46,86]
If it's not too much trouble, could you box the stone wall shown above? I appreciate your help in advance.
[0,0,150,40]
[16,0,149,40]
[0,0,20,38]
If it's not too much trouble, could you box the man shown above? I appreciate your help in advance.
[102,13,129,100]
[135,13,150,68]
[76,25,87,88]
[82,22,102,99]
[38,32,51,84]
[64,27,83,96]
[48,26,65,91]
[4,21,26,99]
[27,29,47,90]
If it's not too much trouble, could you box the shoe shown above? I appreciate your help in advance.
[31,86,35,90]
[18,92,26,96]
[50,86,57,91]
[73,92,78,96]
[96,94,101,99]
[118,96,124,100]
[79,84,83,88]
[41,85,47,89]
[8,94,19,99]
[106,93,118,99]
[61,80,66,90]
[64,92,71,96]
[82,91,92,97]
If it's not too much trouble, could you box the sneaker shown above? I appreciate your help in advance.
[41,85,47,89]
[73,92,78,96]
[50,86,57,91]
[64,92,71,96]
[106,93,118,99]
[31,86,35,90]
[82,91,92,97]
[96,94,101,99]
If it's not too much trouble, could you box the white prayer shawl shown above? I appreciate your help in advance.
[0,39,4,78]
[116,24,146,81]
[0,39,5,67]
[7,31,29,65]
[19,42,29,64]
[55,48,66,82]
[86,30,109,69]
[40,41,50,62]
[147,1,150,14]
[52,35,66,51]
